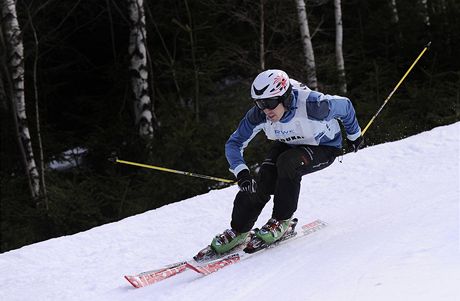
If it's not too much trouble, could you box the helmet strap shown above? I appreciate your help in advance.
[282,86,293,109]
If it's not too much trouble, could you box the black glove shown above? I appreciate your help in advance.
[347,135,364,153]
[236,170,257,193]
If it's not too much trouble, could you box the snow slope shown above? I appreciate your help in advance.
[1,123,459,301]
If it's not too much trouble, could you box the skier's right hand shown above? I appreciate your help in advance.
[347,135,364,153]
[237,170,257,193]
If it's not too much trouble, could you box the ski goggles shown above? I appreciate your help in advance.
[253,86,292,110]
[253,97,282,110]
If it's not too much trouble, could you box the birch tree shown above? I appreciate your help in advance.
[25,4,48,209]
[294,0,318,90]
[334,0,346,94]
[1,0,41,201]
[127,0,155,138]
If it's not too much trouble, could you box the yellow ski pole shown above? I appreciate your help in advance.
[113,158,234,183]
[361,42,431,136]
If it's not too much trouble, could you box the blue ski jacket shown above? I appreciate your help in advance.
[225,79,361,176]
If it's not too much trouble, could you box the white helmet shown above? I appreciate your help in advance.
[251,69,291,99]
[251,69,293,110]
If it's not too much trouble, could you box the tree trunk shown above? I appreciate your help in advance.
[0,58,7,112]
[127,0,154,138]
[145,4,186,108]
[334,0,347,94]
[26,5,49,209]
[184,0,200,122]
[294,0,318,90]
[1,0,41,201]
[259,0,265,71]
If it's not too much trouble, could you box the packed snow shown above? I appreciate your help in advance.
[1,122,459,301]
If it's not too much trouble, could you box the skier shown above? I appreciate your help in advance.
[210,69,363,254]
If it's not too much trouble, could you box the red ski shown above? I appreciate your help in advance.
[186,253,241,275]
[124,261,188,288]
[124,219,327,288]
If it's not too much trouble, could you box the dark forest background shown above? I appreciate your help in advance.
[1,0,459,252]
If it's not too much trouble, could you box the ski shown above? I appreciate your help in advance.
[124,261,188,288]
[186,253,241,275]
[186,219,327,276]
[124,245,249,288]
[124,219,327,288]
[124,242,249,288]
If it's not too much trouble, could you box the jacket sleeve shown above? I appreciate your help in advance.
[225,107,265,177]
[306,91,362,140]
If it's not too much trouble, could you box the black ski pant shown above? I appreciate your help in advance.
[230,141,339,233]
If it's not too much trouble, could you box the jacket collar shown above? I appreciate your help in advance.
[280,90,298,123]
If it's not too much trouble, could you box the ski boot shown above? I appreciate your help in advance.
[193,229,249,262]
[211,229,249,254]
[256,218,292,244]
[244,218,297,254]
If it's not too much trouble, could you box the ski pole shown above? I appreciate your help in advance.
[361,42,431,136]
[112,158,234,183]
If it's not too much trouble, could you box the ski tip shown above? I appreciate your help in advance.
[315,219,328,226]
[300,219,328,233]
[124,275,143,288]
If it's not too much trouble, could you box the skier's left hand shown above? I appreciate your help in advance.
[347,135,364,153]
